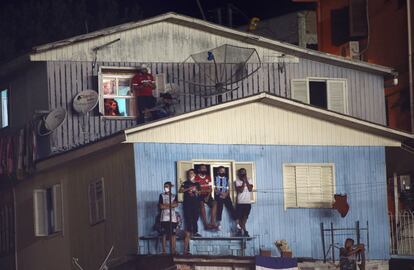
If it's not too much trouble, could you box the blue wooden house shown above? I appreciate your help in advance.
[0,13,413,270]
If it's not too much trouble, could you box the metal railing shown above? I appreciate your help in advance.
[389,210,414,256]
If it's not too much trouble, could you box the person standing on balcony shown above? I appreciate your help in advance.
[235,168,253,237]
[180,169,202,255]
[214,166,235,230]
[131,65,156,123]
[158,181,178,255]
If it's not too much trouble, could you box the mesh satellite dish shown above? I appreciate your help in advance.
[73,90,99,114]
[176,44,261,97]
[37,107,67,136]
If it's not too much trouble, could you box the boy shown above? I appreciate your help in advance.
[158,181,178,255]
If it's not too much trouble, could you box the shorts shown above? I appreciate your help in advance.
[160,222,178,235]
[236,204,251,220]
[200,194,216,207]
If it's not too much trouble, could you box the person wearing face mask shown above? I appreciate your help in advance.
[159,181,178,255]
[235,168,253,237]
[195,164,218,230]
[214,166,235,230]
[179,169,202,255]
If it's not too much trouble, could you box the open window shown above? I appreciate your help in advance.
[33,184,63,236]
[291,78,348,114]
[283,163,335,209]
[98,67,137,118]
[0,89,9,128]
[176,160,256,203]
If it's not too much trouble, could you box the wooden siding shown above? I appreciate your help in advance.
[134,143,390,259]
[46,59,387,155]
[14,143,137,270]
[126,102,399,146]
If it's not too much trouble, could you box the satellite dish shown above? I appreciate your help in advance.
[37,108,67,136]
[73,90,99,114]
[175,44,261,97]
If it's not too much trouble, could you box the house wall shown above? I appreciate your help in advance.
[311,0,413,131]
[134,143,389,259]
[0,62,49,133]
[14,143,137,270]
[44,58,386,156]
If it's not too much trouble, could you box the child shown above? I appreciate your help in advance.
[158,181,178,255]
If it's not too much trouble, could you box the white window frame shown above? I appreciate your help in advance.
[88,177,106,225]
[0,88,9,129]
[176,160,256,203]
[283,163,335,209]
[33,183,63,237]
[98,66,138,119]
[291,77,348,114]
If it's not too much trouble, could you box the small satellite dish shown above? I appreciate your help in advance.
[73,90,99,114]
[37,108,67,136]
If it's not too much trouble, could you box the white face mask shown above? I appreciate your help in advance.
[164,187,170,193]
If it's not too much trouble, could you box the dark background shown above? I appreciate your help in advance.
[0,0,314,64]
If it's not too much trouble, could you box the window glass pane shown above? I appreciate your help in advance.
[118,78,132,96]
[309,81,327,109]
[102,78,116,96]
[104,98,136,117]
[1,90,8,128]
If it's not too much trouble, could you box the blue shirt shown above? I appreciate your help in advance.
[215,176,229,194]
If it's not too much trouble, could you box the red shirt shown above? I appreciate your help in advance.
[195,174,212,196]
[131,72,154,96]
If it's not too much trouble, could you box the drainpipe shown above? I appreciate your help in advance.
[407,0,414,131]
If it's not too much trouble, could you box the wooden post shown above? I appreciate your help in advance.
[393,173,399,228]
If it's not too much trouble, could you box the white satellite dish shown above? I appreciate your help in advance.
[37,107,67,136]
[73,90,99,114]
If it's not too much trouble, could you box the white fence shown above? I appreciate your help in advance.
[389,210,414,255]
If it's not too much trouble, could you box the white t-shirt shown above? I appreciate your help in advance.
[235,178,252,204]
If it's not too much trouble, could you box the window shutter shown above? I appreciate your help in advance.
[327,80,346,114]
[176,161,193,202]
[33,190,48,236]
[52,184,63,232]
[291,79,309,104]
[89,182,97,224]
[308,166,323,204]
[95,179,105,222]
[283,166,297,208]
[155,73,166,95]
[295,166,309,207]
[321,166,334,203]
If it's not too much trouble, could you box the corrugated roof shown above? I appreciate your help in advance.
[30,12,395,77]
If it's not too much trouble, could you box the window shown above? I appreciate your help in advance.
[291,78,347,114]
[0,89,9,128]
[33,184,63,236]
[283,164,335,208]
[99,68,137,117]
[89,178,105,225]
[176,160,256,203]
[0,204,14,255]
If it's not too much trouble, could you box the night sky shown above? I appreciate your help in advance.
[0,0,314,63]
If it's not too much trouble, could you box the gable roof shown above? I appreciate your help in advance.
[124,92,413,144]
[30,12,395,77]
[37,92,413,172]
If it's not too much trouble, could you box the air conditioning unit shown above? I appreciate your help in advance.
[342,41,360,60]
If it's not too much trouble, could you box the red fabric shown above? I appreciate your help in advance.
[131,72,154,96]
[333,194,350,218]
[195,175,212,196]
